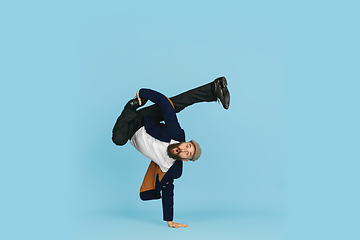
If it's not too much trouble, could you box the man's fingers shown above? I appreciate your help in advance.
[175,223,188,228]
[168,221,188,228]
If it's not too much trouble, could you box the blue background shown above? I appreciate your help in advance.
[1,1,359,240]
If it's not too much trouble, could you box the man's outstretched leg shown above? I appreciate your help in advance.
[170,76,230,112]
[136,76,230,121]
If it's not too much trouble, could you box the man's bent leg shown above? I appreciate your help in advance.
[112,108,144,146]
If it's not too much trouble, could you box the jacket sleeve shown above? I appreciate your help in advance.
[158,161,182,221]
[161,181,174,221]
[138,88,182,135]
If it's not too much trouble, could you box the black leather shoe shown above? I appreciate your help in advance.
[124,97,148,111]
[213,76,230,109]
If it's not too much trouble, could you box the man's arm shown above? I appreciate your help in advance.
[162,182,188,228]
[137,88,182,133]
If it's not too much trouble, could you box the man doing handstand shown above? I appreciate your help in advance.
[112,77,230,228]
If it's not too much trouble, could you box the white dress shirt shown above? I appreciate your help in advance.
[130,126,178,172]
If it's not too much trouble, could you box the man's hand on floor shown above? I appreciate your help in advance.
[167,221,188,228]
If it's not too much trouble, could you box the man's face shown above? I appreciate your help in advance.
[167,142,195,161]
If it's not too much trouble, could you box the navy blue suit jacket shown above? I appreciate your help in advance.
[138,88,185,221]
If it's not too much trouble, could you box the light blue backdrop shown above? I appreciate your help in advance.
[1,1,359,240]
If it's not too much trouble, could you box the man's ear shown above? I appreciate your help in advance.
[182,159,189,162]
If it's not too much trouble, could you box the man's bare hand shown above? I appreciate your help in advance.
[167,221,188,228]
